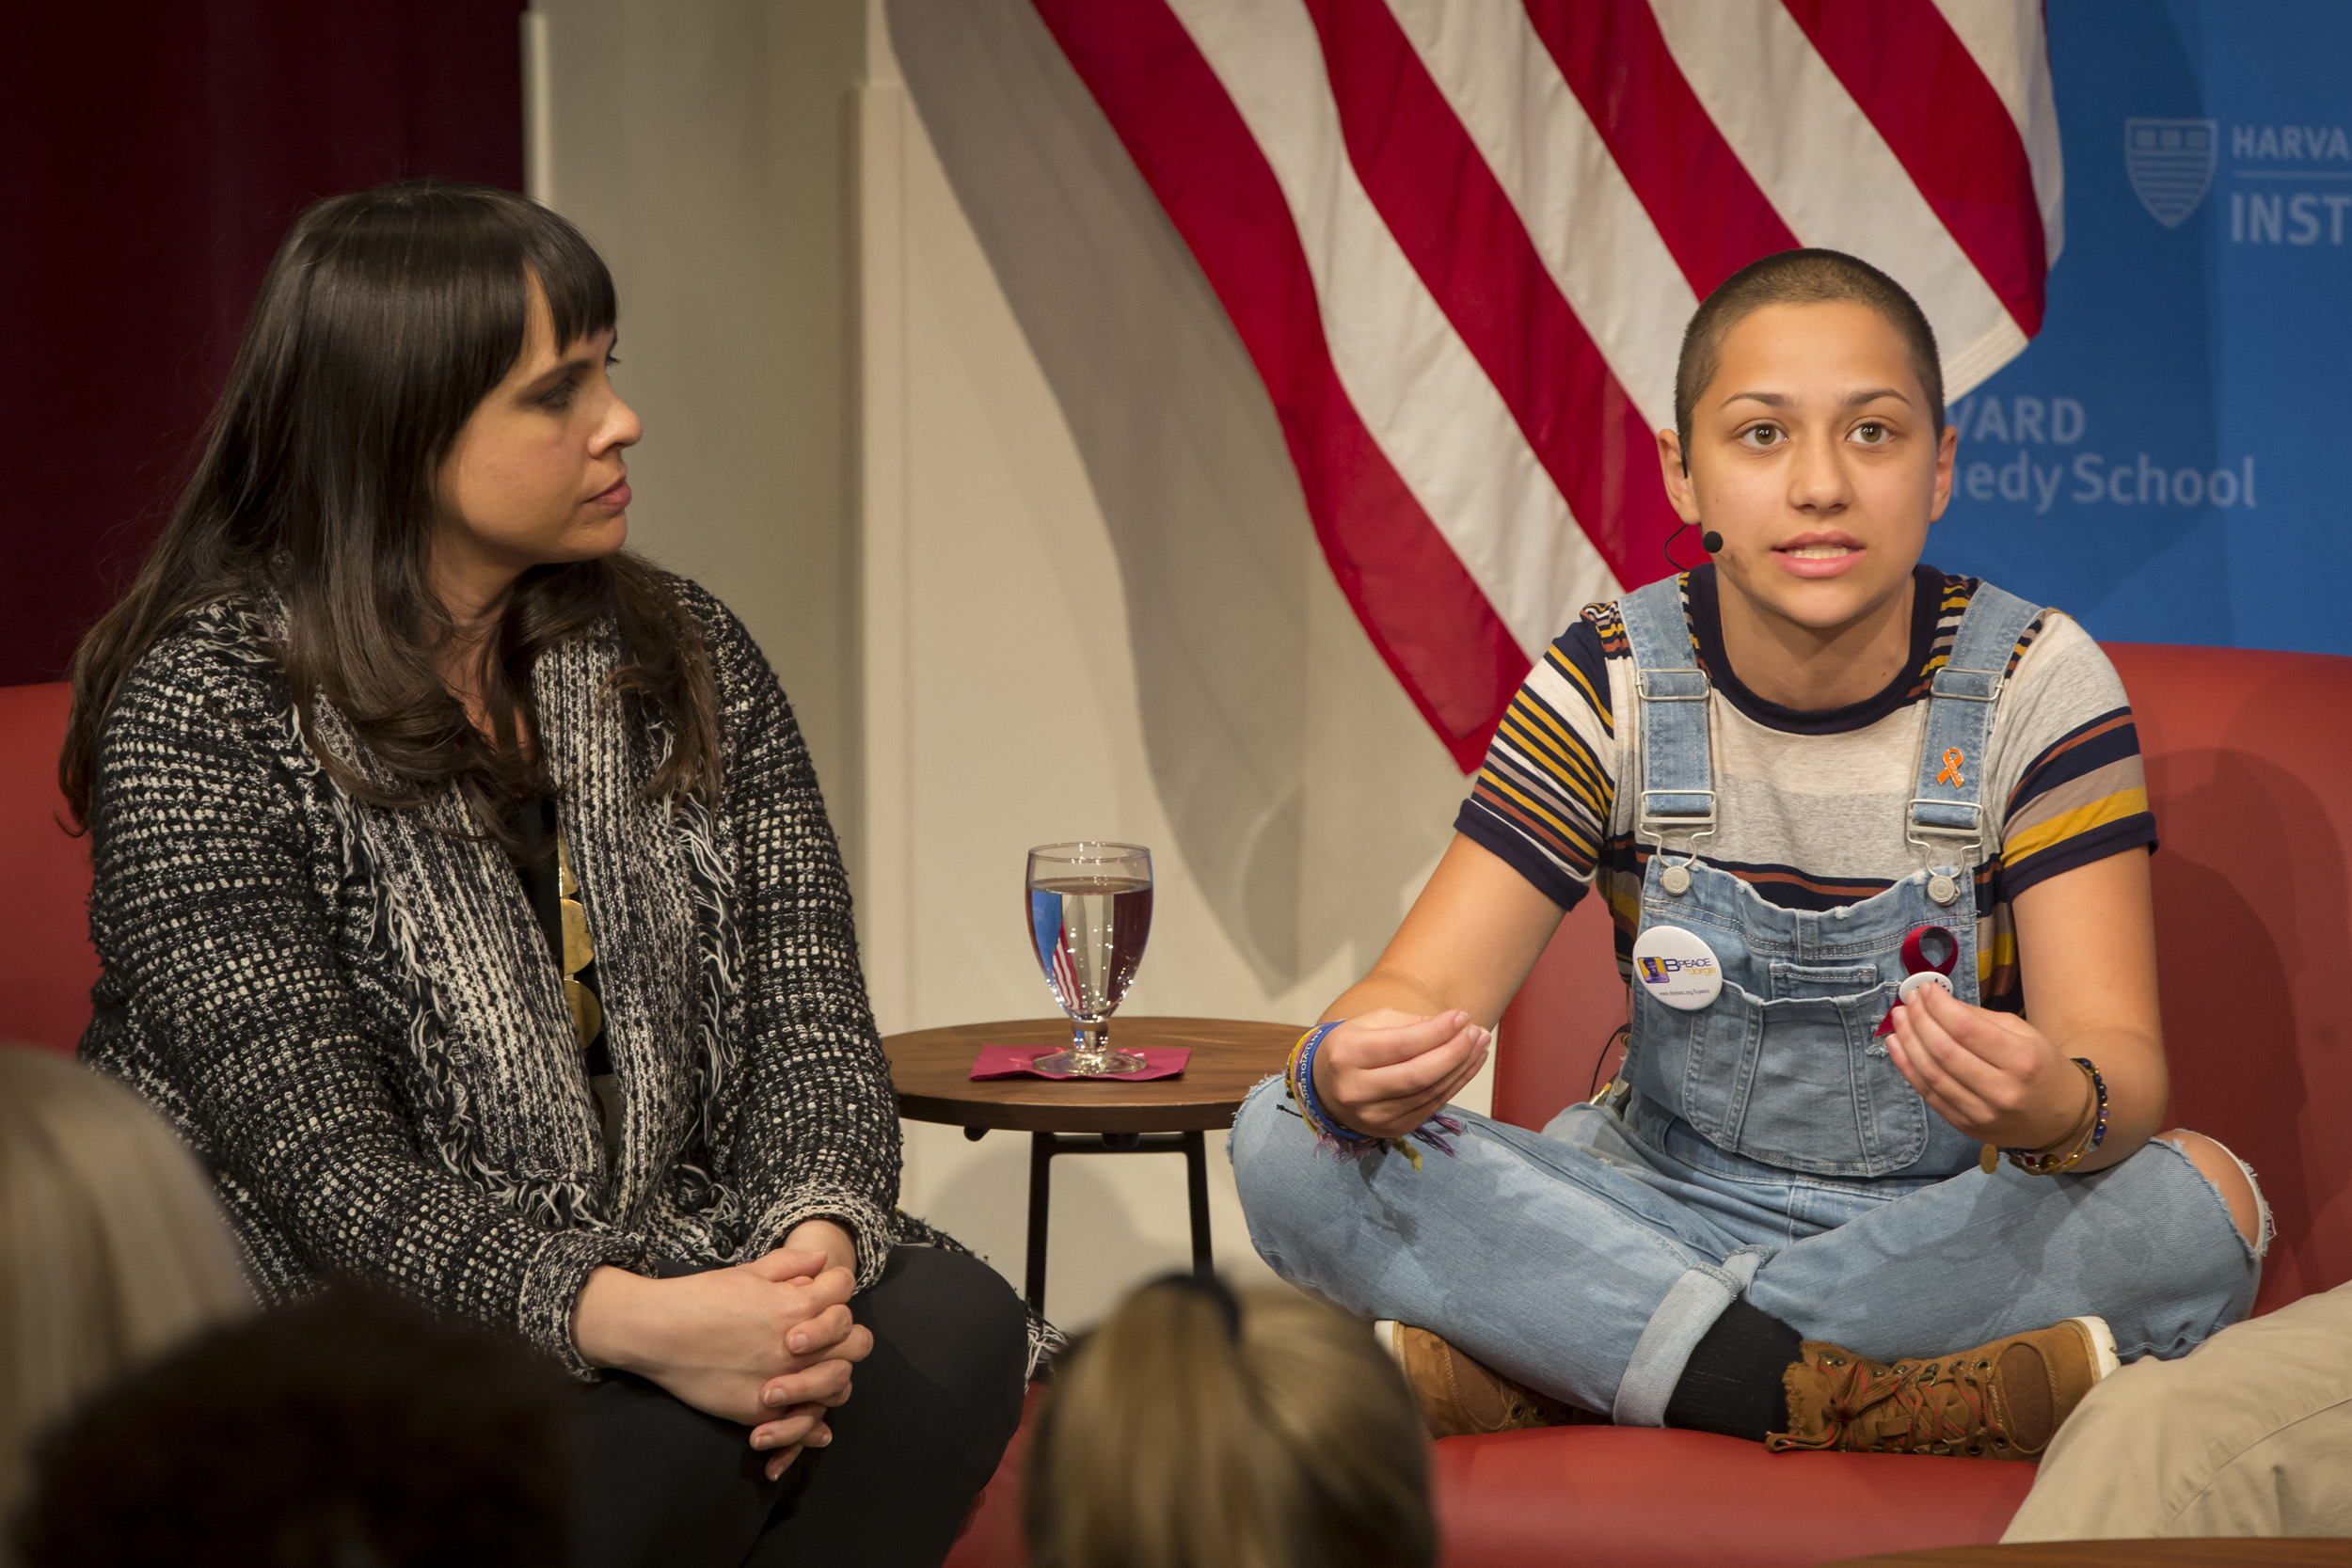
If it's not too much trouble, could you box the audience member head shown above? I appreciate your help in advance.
[1025,1275,1435,1568]
[0,1048,252,1531]
[62,178,721,847]
[15,1287,575,1568]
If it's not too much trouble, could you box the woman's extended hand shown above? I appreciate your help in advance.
[1310,1006,1491,1140]
[572,1246,876,1474]
[1884,981,2089,1151]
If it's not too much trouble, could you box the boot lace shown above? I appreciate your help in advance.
[1775,1353,2014,1458]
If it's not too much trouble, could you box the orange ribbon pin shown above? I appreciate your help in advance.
[1936,747,1965,786]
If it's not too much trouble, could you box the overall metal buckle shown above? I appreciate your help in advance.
[1637,792,1716,896]
[1904,800,1982,908]
[1635,669,1714,895]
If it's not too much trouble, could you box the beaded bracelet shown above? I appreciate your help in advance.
[1285,1022,1465,1170]
[1289,1022,1374,1147]
[2005,1057,2109,1175]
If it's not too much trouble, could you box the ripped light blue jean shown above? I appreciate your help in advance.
[1230,1081,2262,1424]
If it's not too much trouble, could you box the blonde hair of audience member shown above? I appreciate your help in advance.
[0,1049,253,1529]
[1025,1276,1435,1568]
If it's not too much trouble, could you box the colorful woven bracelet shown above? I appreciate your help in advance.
[1289,1022,1374,1146]
[1285,1021,1466,1169]
[2006,1057,2109,1175]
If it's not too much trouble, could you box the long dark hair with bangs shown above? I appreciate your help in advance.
[61,181,721,841]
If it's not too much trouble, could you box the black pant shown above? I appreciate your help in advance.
[572,1245,1028,1568]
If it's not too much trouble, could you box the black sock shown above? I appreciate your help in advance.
[1661,1299,1804,1443]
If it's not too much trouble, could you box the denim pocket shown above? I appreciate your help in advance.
[1769,960,1884,1001]
[1668,980,1927,1178]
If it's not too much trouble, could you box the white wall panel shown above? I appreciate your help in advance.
[541,0,1485,1334]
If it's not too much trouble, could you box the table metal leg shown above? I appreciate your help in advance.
[1023,1129,1215,1318]
[1025,1131,1053,1315]
[1184,1129,1213,1276]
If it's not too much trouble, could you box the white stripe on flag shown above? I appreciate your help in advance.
[1932,0,2065,264]
[1165,0,1618,655]
[1383,0,1692,433]
[1648,0,2026,396]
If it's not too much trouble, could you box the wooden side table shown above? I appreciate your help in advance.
[882,1017,1300,1316]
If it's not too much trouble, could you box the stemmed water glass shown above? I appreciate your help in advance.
[1025,842,1153,1075]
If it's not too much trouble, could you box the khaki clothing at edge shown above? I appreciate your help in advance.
[2004,1282,2352,1540]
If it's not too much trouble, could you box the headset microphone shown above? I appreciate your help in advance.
[1700,531,1724,554]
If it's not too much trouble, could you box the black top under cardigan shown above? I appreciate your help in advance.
[79,579,906,1376]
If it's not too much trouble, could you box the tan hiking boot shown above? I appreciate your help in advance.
[1374,1320,1577,1438]
[1767,1315,2121,1460]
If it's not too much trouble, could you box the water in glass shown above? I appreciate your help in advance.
[1025,843,1152,1075]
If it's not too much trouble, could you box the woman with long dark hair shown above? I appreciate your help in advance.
[62,181,1028,1567]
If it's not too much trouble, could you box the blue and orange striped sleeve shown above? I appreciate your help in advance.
[2000,707,2158,896]
[1453,612,1620,910]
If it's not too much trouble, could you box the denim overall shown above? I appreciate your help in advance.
[1229,578,2262,1423]
[1614,573,2036,1180]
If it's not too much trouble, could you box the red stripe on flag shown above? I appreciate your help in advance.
[1520,0,1800,298]
[1306,0,1681,593]
[1781,0,2048,336]
[1033,0,1529,768]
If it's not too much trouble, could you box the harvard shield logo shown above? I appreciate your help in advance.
[2125,119,2218,228]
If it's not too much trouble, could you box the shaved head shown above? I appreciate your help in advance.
[1675,249,1945,462]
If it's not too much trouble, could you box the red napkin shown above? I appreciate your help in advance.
[968,1044,1190,1082]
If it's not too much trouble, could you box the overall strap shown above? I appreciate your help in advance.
[1910,580,2046,853]
[1618,577,1714,842]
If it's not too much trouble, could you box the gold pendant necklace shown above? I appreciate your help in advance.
[557,831,602,1050]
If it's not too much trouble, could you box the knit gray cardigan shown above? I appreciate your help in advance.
[81,580,905,1376]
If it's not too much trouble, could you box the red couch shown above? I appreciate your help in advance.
[0,681,95,1053]
[1430,641,2352,1566]
[11,644,2352,1565]
[946,642,2352,1568]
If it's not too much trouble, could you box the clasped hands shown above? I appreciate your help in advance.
[574,1218,872,1481]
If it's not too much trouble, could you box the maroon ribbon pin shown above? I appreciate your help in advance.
[1876,923,1958,1037]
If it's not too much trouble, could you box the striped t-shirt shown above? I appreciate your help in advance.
[1455,565,2156,1012]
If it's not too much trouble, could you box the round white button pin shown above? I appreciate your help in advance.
[1630,924,1724,1011]
[1898,970,1955,1004]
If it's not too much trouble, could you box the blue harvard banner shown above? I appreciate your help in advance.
[1940,3,2352,656]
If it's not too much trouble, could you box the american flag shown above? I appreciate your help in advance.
[1031,0,2062,769]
